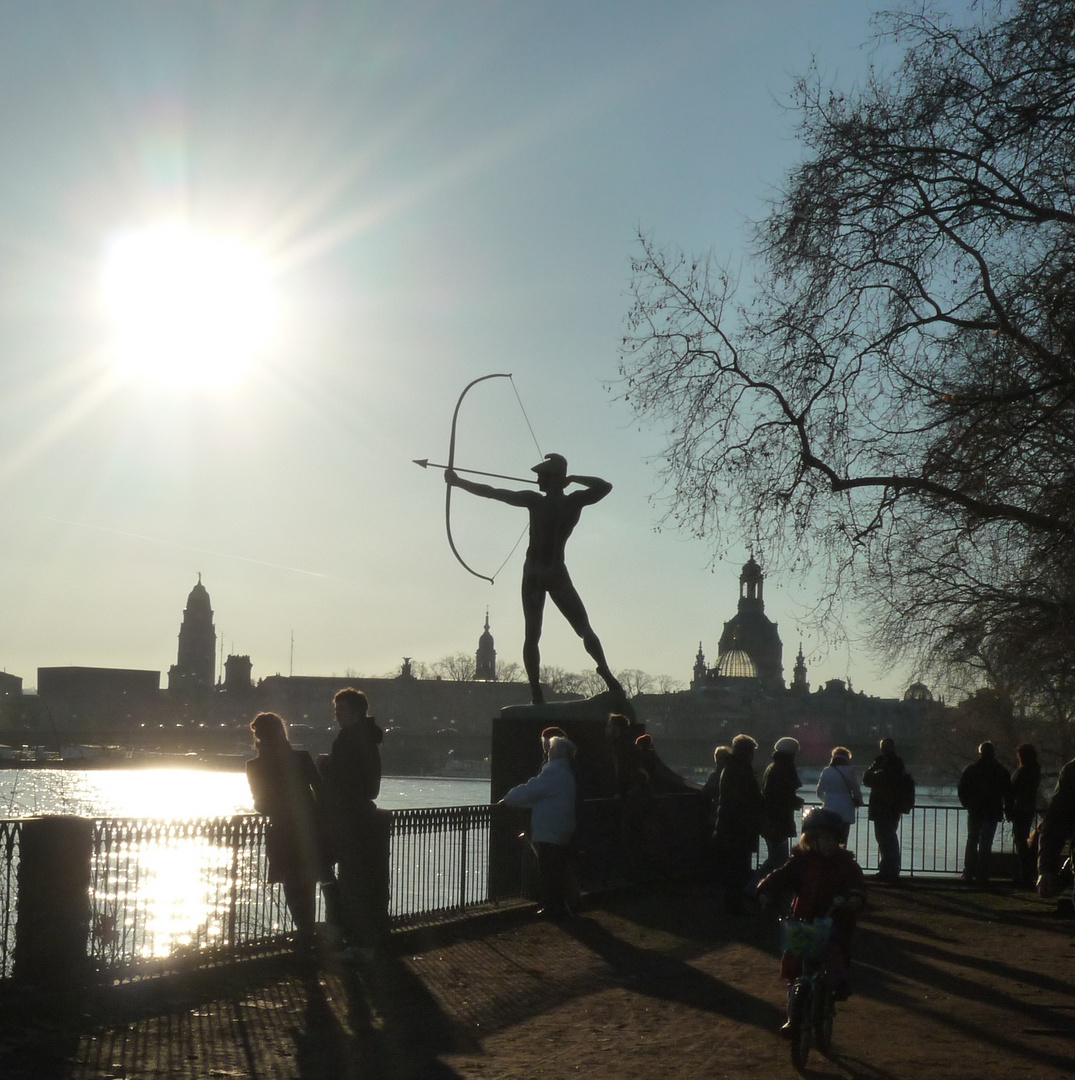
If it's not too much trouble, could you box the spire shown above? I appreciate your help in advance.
[476,610,497,681]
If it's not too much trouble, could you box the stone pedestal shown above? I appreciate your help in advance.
[488,694,640,899]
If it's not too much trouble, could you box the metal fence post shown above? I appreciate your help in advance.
[459,807,469,910]
[13,815,94,989]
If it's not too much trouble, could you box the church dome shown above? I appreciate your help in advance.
[904,681,933,702]
[716,649,757,679]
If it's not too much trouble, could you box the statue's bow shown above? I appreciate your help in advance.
[445,372,514,584]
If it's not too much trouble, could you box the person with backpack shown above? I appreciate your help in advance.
[863,738,909,883]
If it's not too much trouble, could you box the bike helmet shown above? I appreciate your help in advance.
[800,807,845,835]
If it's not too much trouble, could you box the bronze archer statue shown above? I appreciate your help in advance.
[446,452,624,705]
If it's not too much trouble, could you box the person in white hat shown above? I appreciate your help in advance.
[758,736,803,876]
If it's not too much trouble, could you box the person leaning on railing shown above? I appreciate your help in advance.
[501,735,578,918]
[1037,758,1075,902]
[245,712,329,952]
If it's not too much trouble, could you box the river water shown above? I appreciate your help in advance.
[0,768,490,818]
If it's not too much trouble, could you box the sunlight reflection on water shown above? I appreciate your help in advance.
[1,769,490,964]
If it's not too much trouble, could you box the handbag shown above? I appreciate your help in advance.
[837,766,864,808]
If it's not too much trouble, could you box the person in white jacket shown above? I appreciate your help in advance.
[502,736,577,917]
[816,746,863,845]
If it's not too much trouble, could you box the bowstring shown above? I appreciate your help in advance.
[510,375,544,458]
[489,376,543,582]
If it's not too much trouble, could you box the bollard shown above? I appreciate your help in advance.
[13,815,94,989]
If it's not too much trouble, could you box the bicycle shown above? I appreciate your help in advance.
[781,909,839,1069]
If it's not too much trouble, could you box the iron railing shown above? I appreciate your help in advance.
[807,803,1025,876]
[0,802,1035,984]
[387,804,496,927]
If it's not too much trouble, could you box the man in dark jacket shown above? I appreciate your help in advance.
[863,738,907,883]
[320,687,387,955]
[957,741,1012,885]
[1037,758,1075,900]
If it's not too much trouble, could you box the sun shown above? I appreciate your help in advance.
[101,223,276,387]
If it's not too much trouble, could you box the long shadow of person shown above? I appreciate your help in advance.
[559,914,784,1030]
[333,953,479,1080]
[293,973,350,1079]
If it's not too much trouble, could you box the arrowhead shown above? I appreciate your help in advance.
[413,458,430,469]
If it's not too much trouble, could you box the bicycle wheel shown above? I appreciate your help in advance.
[789,981,812,1069]
[813,985,835,1054]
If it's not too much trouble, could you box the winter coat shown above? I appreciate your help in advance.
[246,747,328,884]
[1038,759,1075,877]
[503,757,577,845]
[761,753,803,840]
[957,755,1011,819]
[713,752,764,846]
[862,752,906,822]
[320,717,383,857]
[1008,762,1041,820]
[817,764,863,825]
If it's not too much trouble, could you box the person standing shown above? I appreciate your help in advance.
[713,734,764,914]
[1008,743,1042,888]
[245,712,328,950]
[758,737,803,876]
[319,687,387,956]
[816,747,863,846]
[502,736,578,917]
[863,738,908,883]
[957,741,1013,885]
[1037,758,1075,901]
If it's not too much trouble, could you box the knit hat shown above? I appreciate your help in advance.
[774,737,800,755]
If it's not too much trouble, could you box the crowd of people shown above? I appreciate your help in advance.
[243,689,1075,1020]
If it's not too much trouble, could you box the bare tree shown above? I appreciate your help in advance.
[433,652,477,682]
[655,674,686,694]
[619,0,1075,702]
[616,669,655,698]
[497,660,525,684]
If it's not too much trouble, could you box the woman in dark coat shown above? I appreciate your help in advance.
[713,734,764,914]
[1008,743,1042,888]
[245,711,327,941]
[759,736,803,875]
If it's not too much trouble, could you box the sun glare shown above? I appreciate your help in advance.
[101,223,276,387]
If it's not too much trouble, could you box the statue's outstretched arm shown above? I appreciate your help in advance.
[445,468,534,507]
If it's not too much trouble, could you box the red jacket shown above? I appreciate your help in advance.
[757,845,866,920]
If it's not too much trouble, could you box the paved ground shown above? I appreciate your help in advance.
[2,879,1074,1079]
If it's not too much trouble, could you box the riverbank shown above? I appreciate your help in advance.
[2,878,1072,1079]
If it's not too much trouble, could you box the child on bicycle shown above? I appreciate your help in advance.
[756,807,866,1027]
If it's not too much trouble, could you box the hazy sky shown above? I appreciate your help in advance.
[0,1,970,697]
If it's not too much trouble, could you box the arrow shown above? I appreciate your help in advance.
[413,459,538,485]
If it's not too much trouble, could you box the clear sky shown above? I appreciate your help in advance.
[0,1,967,698]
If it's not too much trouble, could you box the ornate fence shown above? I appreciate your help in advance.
[0,802,1027,986]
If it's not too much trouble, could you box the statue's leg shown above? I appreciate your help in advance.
[549,572,624,697]
[522,578,546,704]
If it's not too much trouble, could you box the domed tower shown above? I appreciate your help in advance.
[475,610,497,681]
[168,574,217,691]
[716,557,784,688]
